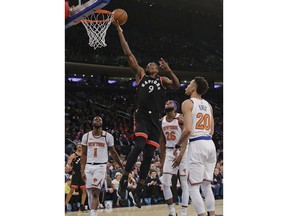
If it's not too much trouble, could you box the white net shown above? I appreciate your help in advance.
[81,10,113,49]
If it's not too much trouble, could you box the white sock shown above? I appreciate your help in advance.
[181,206,187,216]
[90,209,97,216]
[168,204,176,215]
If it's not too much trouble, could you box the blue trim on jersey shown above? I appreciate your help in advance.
[189,136,211,142]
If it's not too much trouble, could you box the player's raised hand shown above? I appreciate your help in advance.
[114,20,123,32]
[159,58,171,71]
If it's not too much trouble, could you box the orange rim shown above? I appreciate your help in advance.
[82,9,113,23]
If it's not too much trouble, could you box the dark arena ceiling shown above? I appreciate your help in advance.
[65,0,223,82]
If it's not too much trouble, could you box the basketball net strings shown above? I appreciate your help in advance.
[81,13,113,49]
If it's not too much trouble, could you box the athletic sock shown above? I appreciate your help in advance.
[168,204,176,215]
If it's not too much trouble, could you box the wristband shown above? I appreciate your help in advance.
[175,144,181,149]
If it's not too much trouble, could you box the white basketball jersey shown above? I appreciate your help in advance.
[189,97,213,139]
[162,113,182,148]
[81,130,114,163]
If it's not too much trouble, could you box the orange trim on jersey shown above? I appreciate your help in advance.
[92,178,103,187]
[80,185,86,189]
[134,132,148,139]
[146,140,160,148]
[187,174,202,185]
[203,178,213,183]
[70,185,78,189]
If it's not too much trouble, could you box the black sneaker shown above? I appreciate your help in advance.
[128,184,144,209]
[117,176,128,199]
[168,214,178,216]
[79,204,86,212]
[128,190,142,208]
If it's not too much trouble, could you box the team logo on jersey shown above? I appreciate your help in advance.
[141,79,161,91]
[93,178,97,183]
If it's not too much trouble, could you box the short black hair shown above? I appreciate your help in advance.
[194,76,209,95]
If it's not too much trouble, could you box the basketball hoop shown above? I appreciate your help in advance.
[81,9,113,49]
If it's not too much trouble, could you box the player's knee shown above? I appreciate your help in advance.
[161,174,172,187]
[143,145,155,160]
[92,189,99,198]
[69,187,76,194]
[133,143,144,154]
[201,181,211,192]
[180,176,188,188]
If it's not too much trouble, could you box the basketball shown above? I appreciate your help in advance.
[112,9,128,26]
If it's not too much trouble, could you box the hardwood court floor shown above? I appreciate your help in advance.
[65,199,223,216]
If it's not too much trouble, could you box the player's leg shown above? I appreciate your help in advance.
[65,186,76,206]
[201,141,217,216]
[90,188,101,216]
[65,174,77,206]
[129,144,156,208]
[85,165,93,210]
[161,149,177,216]
[90,165,106,216]
[162,173,177,216]
[118,117,148,199]
[79,185,87,211]
[187,142,206,216]
[179,154,189,216]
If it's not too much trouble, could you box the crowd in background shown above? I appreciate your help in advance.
[65,0,223,212]
[65,0,222,73]
[65,79,223,211]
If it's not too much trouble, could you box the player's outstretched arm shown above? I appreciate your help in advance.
[115,23,145,80]
[159,58,180,89]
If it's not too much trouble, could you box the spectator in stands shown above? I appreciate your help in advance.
[212,167,223,199]
[112,172,122,207]
[102,173,118,208]
[146,169,163,205]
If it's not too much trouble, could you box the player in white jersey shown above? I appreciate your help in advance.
[159,100,189,216]
[80,116,124,216]
[172,77,216,216]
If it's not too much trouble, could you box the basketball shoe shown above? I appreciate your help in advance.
[128,183,144,208]
[117,175,128,199]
